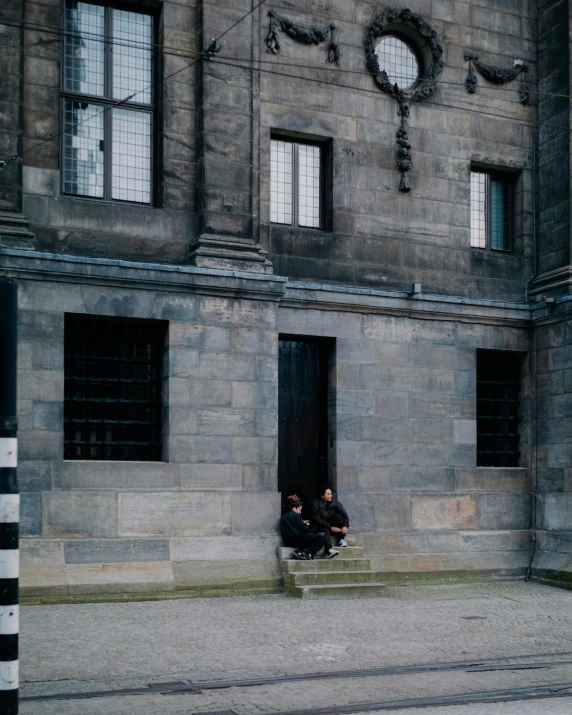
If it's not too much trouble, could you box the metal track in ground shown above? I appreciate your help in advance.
[20,649,572,703]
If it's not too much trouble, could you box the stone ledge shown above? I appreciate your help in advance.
[0,249,287,301]
[20,580,284,605]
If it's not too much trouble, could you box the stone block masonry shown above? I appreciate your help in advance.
[1,252,536,599]
[5,258,286,598]
[4,0,570,598]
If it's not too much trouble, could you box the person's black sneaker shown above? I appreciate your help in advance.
[303,549,314,560]
[327,549,339,559]
[292,549,309,560]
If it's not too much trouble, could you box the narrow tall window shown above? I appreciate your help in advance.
[470,171,513,251]
[62,1,154,203]
[64,315,166,461]
[477,350,522,467]
[271,138,324,229]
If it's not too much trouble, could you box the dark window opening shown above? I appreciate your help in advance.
[477,350,522,467]
[64,314,166,461]
[62,1,155,204]
[470,170,514,252]
[270,136,329,230]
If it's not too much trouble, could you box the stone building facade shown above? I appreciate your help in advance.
[0,0,571,598]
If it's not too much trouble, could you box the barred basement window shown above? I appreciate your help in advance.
[62,1,155,203]
[64,315,166,461]
[271,137,327,229]
[470,170,514,251]
[477,350,522,467]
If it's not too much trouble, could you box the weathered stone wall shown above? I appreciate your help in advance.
[21,0,198,262]
[534,0,570,278]
[3,0,568,597]
[13,256,285,597]
[260,0,537,298]
[532,301,572,586]
[279,285,533,578]
[18,0,538,295]
[0,0,24,216]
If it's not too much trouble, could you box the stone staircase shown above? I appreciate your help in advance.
[278,539,386,599]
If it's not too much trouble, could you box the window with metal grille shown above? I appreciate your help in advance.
[477,350,522,467]
[470,170,514,251]
[62,1,155,204]
[64,315,166,461]
[270,137,327,229]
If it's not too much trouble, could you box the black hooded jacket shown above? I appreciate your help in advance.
[310,498,350,530]
[280,510,310,542]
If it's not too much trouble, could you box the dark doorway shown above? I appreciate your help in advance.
[278,338,330,510]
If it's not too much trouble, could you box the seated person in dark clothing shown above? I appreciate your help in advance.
[310,487,350,547]
[280,497,339,559]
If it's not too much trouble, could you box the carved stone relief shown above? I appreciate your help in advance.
[365,7,444,192]
[266,9,340,65]
[464,55,529,105]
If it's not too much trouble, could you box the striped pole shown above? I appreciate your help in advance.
[0,279,18,715]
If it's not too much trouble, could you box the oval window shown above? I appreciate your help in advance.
[374,35,419,89]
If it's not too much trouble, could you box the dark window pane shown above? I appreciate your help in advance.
[111,108,152,203]
[491,178,511,251]
[64,315,165,461]
[63,100,104,198]
[112,9,153,104]
[477,350,522,467]
[63,1,105,96]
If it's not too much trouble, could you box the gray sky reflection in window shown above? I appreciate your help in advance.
[63,1,152,204]
[374,35,418,89]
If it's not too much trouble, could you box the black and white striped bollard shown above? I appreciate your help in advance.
[0,278,19,715]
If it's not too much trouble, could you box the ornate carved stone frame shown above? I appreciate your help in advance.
[365,7,444,192]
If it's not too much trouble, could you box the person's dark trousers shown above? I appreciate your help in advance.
[326,514,346,530]
[285,533,327,556]
[312,514,343,547]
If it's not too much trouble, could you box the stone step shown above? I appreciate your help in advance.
[286,570,385,586]
[283,557,372,573]
[278,546,364,561]
[288,582,387,599]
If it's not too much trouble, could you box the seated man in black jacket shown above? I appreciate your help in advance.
[310,487,350,547]
[280,497,339,559]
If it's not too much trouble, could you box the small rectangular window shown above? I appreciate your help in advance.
[271,138,325,229]
[62,1,155,204]
[64,315,166,461]
[477,350,522,467]
[470,170,513,252]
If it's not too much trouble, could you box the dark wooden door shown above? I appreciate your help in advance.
[278,339,328,509]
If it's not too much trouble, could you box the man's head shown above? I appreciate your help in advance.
[320,487,333,503]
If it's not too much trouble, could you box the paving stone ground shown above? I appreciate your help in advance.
[19,582,572,714]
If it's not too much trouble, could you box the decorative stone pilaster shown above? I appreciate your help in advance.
[193,0,272,274]
[188,234,273,274]
[0,213,35,251]
[0,0,35,250]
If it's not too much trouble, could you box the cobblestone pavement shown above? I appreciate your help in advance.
[19,582,572,714]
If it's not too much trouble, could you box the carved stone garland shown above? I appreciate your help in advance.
[464,55,529,105]
[365,8,443,192]
[266,9,340,66]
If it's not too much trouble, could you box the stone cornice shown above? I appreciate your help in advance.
[0,249,287,302]
[529,266,572,298]
[283,281,533,327]
[1,249,565,327]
